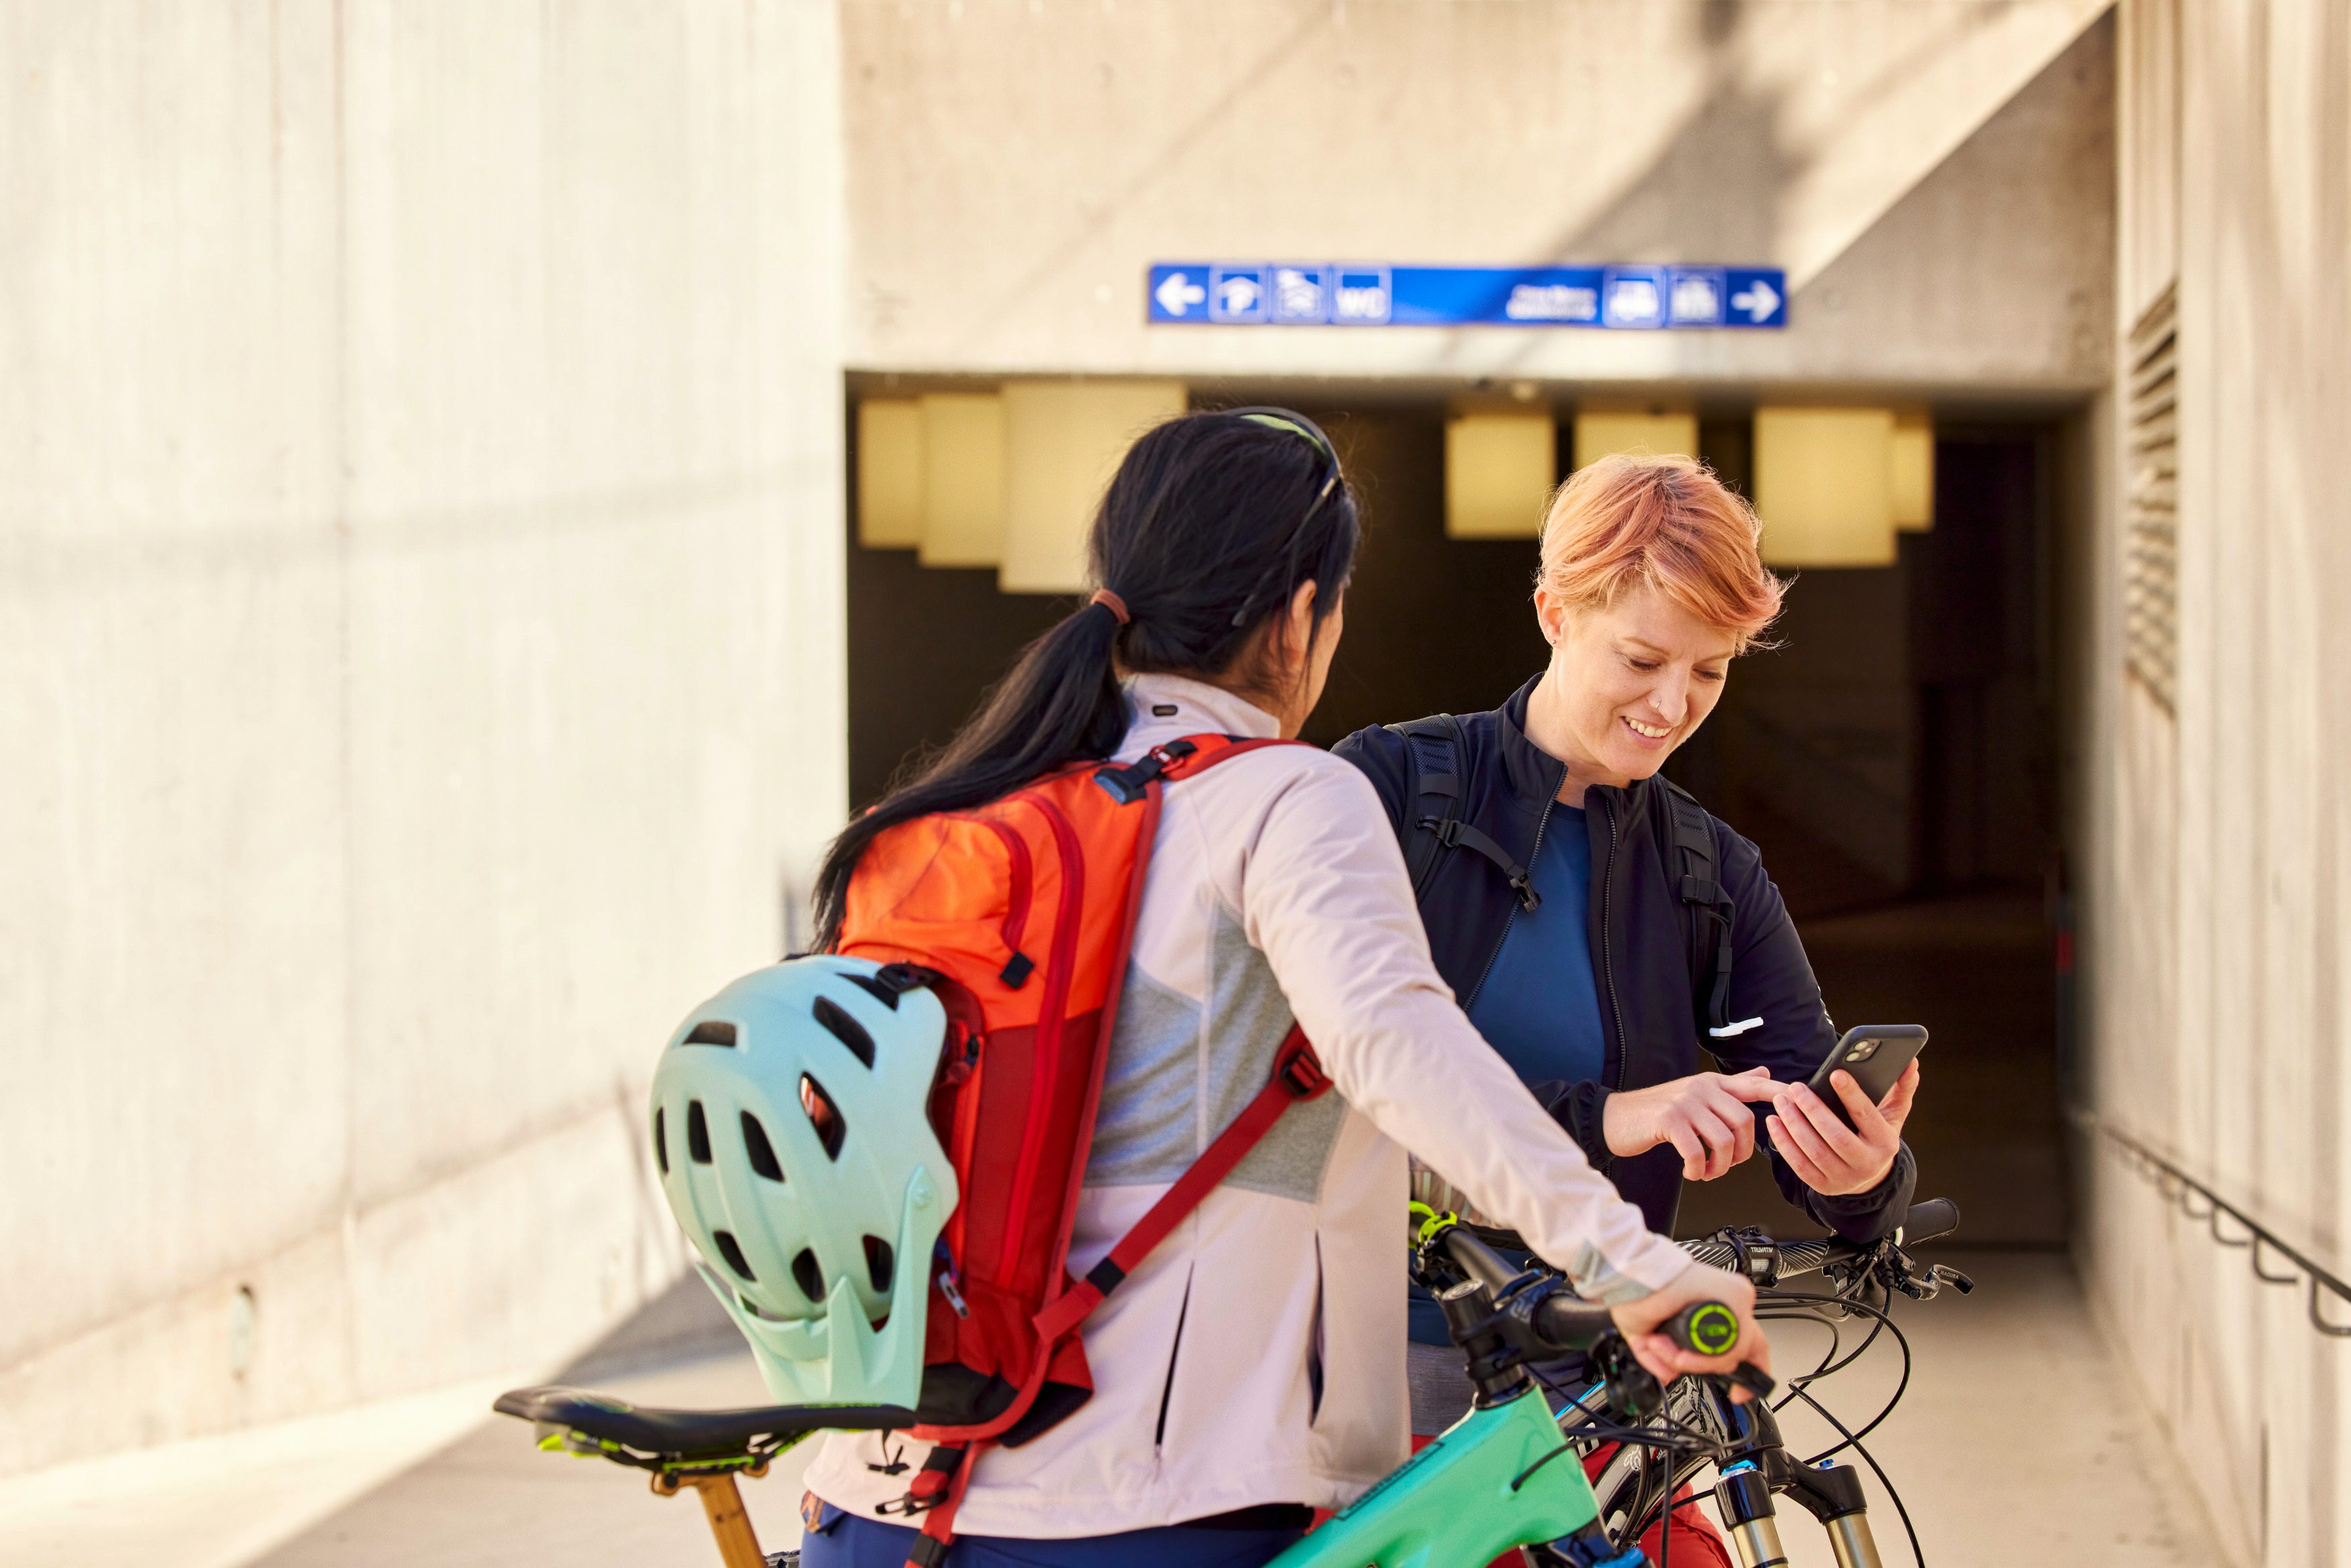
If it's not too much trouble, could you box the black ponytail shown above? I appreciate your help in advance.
[812,407,1360,947]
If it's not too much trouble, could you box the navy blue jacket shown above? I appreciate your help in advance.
[1334,678,1914,1242]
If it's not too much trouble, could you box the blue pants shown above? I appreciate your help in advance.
[797,1502,1304,1568]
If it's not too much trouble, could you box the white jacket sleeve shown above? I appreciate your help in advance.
[1234,755,1692,1303]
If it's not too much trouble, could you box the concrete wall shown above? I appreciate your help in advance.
[842,0,2113,391]
[2079,1,2351,1560]
[0,2,846,1473]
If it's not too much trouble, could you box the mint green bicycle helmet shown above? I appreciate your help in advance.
[651,956,958,1411]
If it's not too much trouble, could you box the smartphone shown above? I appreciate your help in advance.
[1804,1025,1927,1128]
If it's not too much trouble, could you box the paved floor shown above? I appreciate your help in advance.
[250,1350,819,1568]
[6,1250,2225,1568]
[1751,1249,2222,1567]
[7,891,2183,1568]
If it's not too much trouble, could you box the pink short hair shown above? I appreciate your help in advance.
[1536,452,1784,651]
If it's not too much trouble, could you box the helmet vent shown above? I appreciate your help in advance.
[811,996,877,1067]
[687,1100,713,1163]
[842,971,903,1010]
[684,1021,739,1048]
[863,1236,895,1295]
[792,1248,825,1303]
[800,1074,846,1160]
[740,1111,783,1181]
[713,1230,756,1282]
[653,1107,669,1175]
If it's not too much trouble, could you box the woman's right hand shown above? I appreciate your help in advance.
[1602,1066,1784,1179]
[1610,1262,1772,1399]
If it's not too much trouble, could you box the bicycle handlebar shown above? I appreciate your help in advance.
[1900,1195,1961,1247]
[1440,1226,1727,1355]
[1436,1197,1962,1353]
[1442,1220,1525,1295]
[1677,1195,1960,1279]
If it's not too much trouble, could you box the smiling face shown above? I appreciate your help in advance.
[1527,580,1740,799]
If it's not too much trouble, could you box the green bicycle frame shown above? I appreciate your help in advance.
[1264,1382,1607,1568]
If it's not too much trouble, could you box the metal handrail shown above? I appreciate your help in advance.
[2072,1108,2351,1339]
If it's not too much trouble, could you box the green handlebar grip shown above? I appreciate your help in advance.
[1665,1301,1740,1358]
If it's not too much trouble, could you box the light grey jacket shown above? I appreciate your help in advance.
[802,674,1690,1537]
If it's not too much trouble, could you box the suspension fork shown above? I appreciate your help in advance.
[1705,1390,1883,1568]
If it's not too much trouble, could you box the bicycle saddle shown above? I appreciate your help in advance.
[494,1386,916,1461]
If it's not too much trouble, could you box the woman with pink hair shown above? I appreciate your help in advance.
[1336,453,1924,1565]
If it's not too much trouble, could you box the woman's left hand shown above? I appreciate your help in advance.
[1764,1060,1920,1197]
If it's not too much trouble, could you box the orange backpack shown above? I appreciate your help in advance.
[833,734,1332,1565]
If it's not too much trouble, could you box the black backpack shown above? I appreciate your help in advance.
[1387,715,1738,1039]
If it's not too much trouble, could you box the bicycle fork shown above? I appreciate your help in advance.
[1708,1402,1882,1568]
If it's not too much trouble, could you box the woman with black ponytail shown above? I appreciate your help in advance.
[810,408,1358,950]
[798,411,1766,1568]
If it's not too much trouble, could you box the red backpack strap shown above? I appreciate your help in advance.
[904,1029,1324,1565]
[898,1441,981,1567]
[1091,732,1311,803]
[1033,1029,1330,1344]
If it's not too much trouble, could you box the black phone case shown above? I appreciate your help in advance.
[1805,1025,1927,1128]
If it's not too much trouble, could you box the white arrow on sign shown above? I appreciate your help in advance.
[1730,278,1781,323]
[1155,271,1207,317]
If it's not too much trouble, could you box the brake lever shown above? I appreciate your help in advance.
[1592,1337,1665,1421]
[1727,1360,1776,1400]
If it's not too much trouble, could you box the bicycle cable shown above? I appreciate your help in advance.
[1620,1273,1921,1552]
[1651,1443,1668,1568]
[1510,1362,1724,1496]
[1756,1302,1847,1387]
[1760,1288,1915,1463]
[1564,1371,1727,1552]
[1778,1379,1925,1568]
[1473,1230,1942,1560]
[1793,1269,1893,1378]
[1523,1359,1722,1458]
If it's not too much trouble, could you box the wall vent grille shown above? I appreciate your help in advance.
[2124,283,2179,711]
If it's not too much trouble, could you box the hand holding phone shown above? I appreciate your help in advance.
[1766,1025,1925,1197]
[1804,1025,1927,1130]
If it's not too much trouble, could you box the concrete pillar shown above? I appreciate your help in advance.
[2082,1,2351,1558]
[0,1,846,1473]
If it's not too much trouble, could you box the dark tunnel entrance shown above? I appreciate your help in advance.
[846,399,2070,1245]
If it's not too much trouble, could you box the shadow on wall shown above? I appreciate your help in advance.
[1549,0,1796,263]
[1458,0,2068,381]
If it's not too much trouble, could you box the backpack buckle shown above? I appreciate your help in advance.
[1275,1037,1332,1100]
[873,962,939,994]
[879,1445,967,1516]
[1677,874,1724,906]
[1092,738,1201,804]
[932,1240,970,1319]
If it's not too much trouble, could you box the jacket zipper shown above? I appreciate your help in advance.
[1464,795,1554,1012]
[1593,791,1631,1090]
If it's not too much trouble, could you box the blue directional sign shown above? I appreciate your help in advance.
[1147,263,1787,328]
[1208,263,1268,322]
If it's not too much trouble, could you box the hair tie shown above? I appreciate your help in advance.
[1089,588,1131,626]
